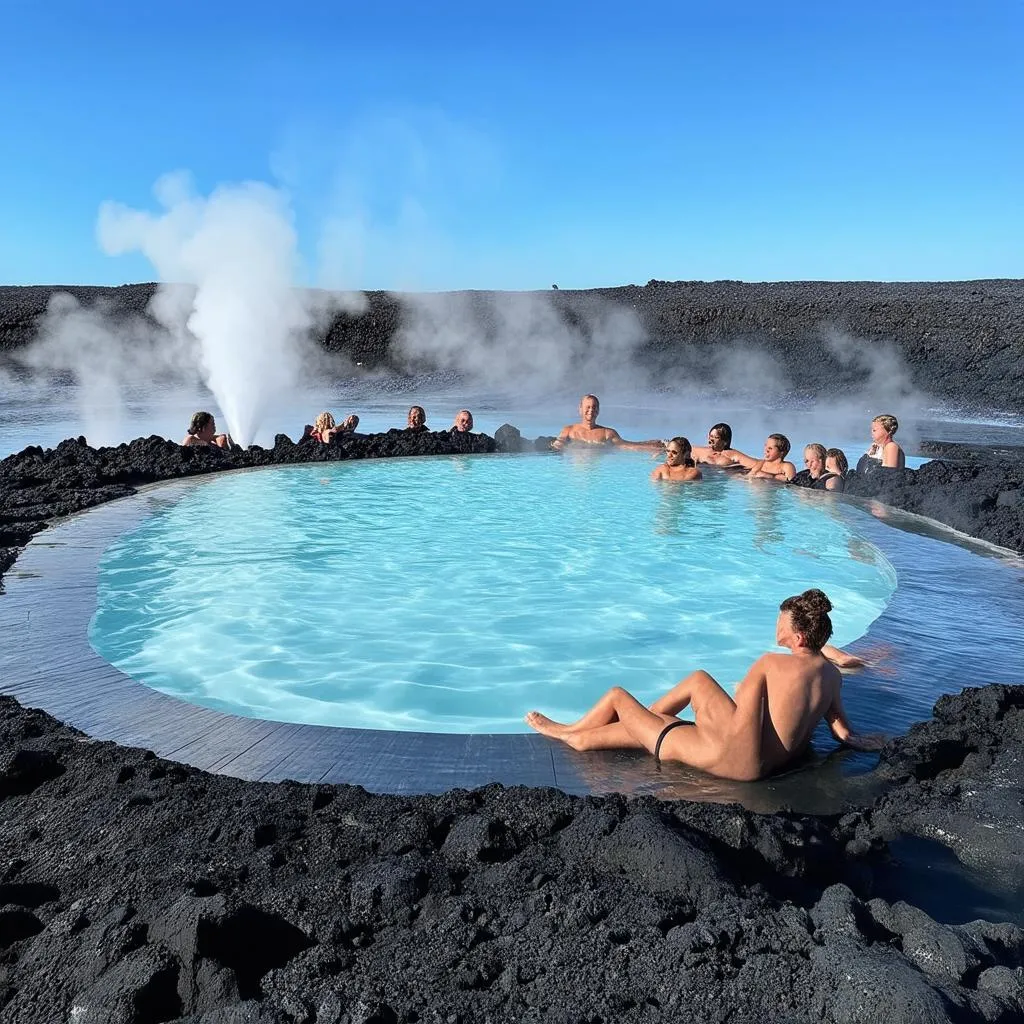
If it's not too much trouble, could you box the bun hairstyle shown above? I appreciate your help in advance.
[873,413,899,437]
[188,411,214,436]
[779,588,833,651]
[669,436,696,468]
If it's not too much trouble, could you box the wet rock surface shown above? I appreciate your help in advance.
[844,460,1024,552]
[0,687,1022,1023]
[2,279,1022,410]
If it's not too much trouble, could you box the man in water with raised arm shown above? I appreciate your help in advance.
[551,394,663,451]
[526,589,884,781]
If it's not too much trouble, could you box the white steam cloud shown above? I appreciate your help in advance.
[391,290,653,397]
[96,173,315,445]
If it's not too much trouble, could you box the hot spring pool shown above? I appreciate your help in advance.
[88,451,897,733]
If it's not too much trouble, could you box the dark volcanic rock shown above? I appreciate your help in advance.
[0,689,1022,1023]
[3,279,1023,409]
[845,460,1024,552]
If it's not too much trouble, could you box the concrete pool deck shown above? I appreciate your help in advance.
[2,470,1021,811]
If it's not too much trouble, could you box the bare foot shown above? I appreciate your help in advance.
[525,711,572,739]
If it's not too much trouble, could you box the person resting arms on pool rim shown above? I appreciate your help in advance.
[181,411,232,449]
[551,394,664,451]
[651,437,702,482]
[790,443,842,491]
[525,588,885,781]
[690,422,743,468]
[726,433,797,482]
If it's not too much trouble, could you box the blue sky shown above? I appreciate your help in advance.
[1,0,1021,289]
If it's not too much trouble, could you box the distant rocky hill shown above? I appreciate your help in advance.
[1,279,1021,410]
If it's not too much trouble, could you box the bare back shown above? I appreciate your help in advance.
[702,651,842,780]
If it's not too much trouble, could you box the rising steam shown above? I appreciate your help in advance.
[96,173,314,445]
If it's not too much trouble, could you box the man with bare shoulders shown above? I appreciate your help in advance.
[551,394,662,451]
[727,433,797,481]
[525,589,884,781]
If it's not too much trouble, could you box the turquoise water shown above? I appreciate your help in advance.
[89,451,897,733]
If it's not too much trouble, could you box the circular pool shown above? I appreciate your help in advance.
[88,451,897,732]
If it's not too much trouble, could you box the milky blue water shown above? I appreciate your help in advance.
[89,450,897,732]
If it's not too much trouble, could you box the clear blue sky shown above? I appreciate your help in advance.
[1,0,1021,289]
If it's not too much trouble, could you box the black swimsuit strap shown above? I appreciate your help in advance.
[654,719,687,762]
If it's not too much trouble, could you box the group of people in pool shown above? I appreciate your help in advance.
[182,396,895,782]
[554,393,906,491]
[180,406,478,448]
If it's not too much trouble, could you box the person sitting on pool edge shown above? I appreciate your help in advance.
[525,588,884,781]
[726,433,797,481]
[551,394,664,451]
[690,422,742,468]
[181,411,232,449]
[406,406,428,432]
[651,437,702,482]
[451,409,474,433]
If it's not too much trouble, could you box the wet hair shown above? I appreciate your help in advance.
[667,436,695,468]
[826,448,849,475]
[768,433,791,458]
[313,412,335,434]
[187,411,214,436]
[454,409,474,429]
[804,442,827,464]
[873,413,899,437]
[708,422,732,448]
[407,405,426,424]
[779,589,833,651]
[581,393,600,411]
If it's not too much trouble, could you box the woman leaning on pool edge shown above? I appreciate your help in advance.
[181,411,232,449]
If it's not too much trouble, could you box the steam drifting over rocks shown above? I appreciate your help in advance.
[2,279,1023,410]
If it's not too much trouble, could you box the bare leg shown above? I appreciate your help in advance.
[648,669,721,716]
[528,687,678,754]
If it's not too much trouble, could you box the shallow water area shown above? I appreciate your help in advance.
[89,451,898,732]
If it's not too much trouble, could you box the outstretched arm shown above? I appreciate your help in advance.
[725,448,759,470]
[825,689,888,750]
[822,644,866,669]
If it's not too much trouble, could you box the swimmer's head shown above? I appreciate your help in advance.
[708,423,732,451]
[313,411,336,434]
[188,411,216,440]
[665,436,695,467]
[778,589,833,651]
[579,394,600,424]
[871,414,899,441]
[342,414,360,432]
[765,433,791,459]
[407,406,426,430]
[825,448,848,476]
[453,410,474,432]
[803,443,826,475]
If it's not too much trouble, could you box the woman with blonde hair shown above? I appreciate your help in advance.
[309,412,337,443]
[791,442,842,491]
[858,414,905,472]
